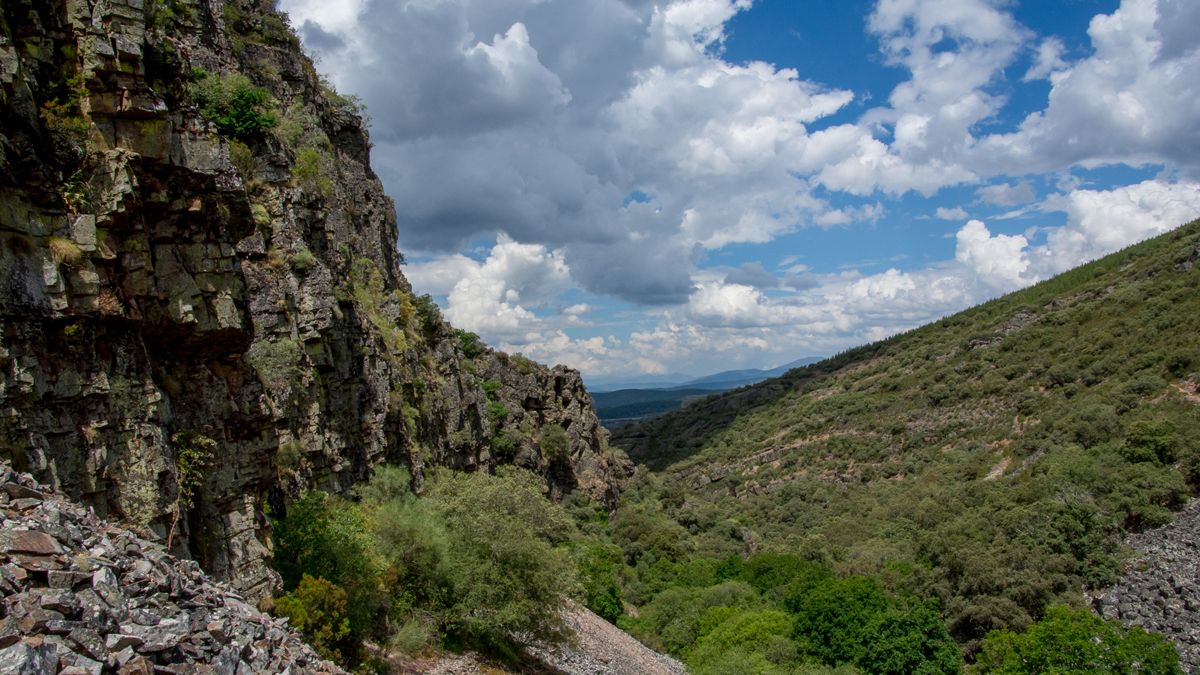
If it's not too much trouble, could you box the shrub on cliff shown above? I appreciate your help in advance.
[269,492,383,643]
[424,467,579,646]
[190,71,278,141]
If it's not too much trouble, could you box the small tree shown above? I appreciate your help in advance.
[539,423,570,461]
[275,575,352,661]
[168,431,215,549]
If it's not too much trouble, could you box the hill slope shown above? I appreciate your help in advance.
[593,388,717,426]
[613,221,1200,646]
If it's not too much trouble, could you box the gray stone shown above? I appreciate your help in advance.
[2,483,44,500]
[0,616,20,648]
[40,588,82,615]
[105,633,143,651]
[68,626,106,660]
[0,641,55,675]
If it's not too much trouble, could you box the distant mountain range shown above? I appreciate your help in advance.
[589,357,822,425]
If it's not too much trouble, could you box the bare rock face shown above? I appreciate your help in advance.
[0,0,630,598]
[0,461,344,673]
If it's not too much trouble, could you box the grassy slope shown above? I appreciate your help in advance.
[612,220,1200,642]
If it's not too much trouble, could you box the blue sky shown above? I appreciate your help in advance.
[280,0,1200,378]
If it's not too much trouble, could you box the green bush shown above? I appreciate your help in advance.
[246,337,304,393]
[574,543,625,623]
[859,602,960,675]
[413,294,443,333]
[686,609,795,669]
[292,246,316,271]
[189,71,277,141]
[1122,419,1179,464]
[788,576,890,667]
[274,575,352,661]
[455,329,484,358]
[292,147,333,197]
[969,605,1181,674]
[539,423,569,460]
[741,553,829,596]
[490,427,524,461]
[269,492,382,641]
[424,467,578,646]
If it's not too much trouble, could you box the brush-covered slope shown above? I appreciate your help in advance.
[613,221,1200,644]
[0,0,628,599]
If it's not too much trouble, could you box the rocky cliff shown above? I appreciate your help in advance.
[0,0,630,599]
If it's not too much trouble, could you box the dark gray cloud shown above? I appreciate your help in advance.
[298,20,344,52]
[724,261,778,289]
[567,239,696,305]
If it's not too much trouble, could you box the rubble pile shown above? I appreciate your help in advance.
[0,462,341,674]
[1091,498,1200,671]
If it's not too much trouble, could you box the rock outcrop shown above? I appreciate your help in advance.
[0,0,629,598]
[1090,498,1200,671]
[0,461,343,674]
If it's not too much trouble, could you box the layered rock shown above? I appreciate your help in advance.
[0,461,343,674]
[0,0,629,598]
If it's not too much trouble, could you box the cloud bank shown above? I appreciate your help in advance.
[282,0,1200,375]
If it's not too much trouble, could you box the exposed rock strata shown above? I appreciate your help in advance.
[0,461,344,674]
[0,0,629,598]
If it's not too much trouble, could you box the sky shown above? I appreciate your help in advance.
[278,0,1200,379]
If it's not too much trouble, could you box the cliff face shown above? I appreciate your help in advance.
[0,0,630,598]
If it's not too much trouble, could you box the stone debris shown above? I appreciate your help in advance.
[0,462,343,674]
[1091,498,1200,672]
[525,601,685,675]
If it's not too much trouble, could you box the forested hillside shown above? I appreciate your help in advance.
[604,221,1200,670]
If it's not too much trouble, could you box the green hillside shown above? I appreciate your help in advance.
[610,221,1200,659]
[594,388,717,425]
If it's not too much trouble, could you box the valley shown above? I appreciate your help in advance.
[0,0,1197,672]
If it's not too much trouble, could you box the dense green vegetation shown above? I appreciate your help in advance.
[969,605,1180,674]
[270,466,583,665]
[272,223,1196,671]
[610,221,1200,662]
[593,388,718,425]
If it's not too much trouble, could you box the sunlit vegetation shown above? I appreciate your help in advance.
[609,221,1199,665]
[969,605,1181,674]
[270,466,587,667]
[189,70,278,141]
[267,225,1196,671]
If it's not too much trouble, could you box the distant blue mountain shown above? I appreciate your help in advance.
[592,357,823,426]
[671,357,823,391]
[585,373,695,393]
